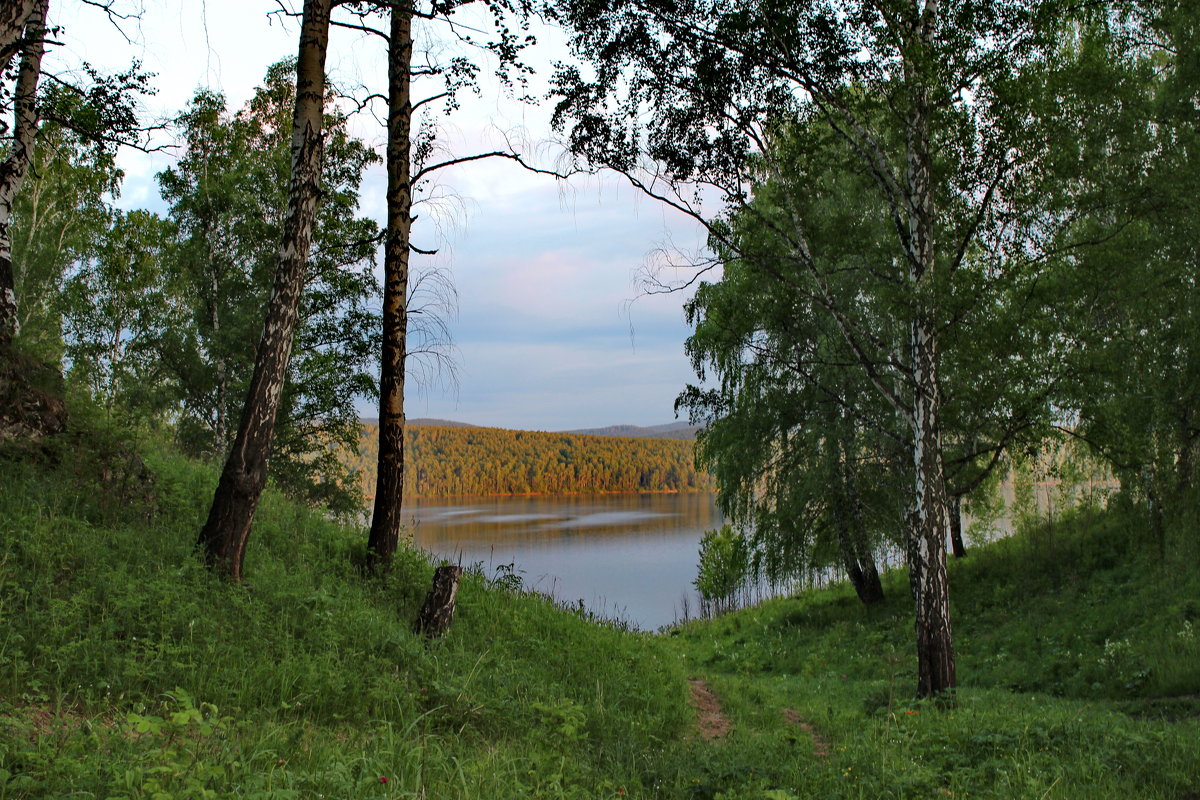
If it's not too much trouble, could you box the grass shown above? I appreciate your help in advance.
[663,504,1200,799]
[0,406,1197,798]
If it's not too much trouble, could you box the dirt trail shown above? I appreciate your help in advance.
[782,708,831,758]
[686,679,832,757]
[688,678,733,742]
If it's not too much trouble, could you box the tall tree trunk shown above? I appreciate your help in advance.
[949,493,966,558]
[835,432,884,605]
[196,0,332,581]
[905,0,956,699]
[909,323,955,698]
[0,0,36,75]
[0,0,46,349]
[367,5,414,570]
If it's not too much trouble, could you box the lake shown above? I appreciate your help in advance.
[400,478,1101,631]
[405,493,724,631]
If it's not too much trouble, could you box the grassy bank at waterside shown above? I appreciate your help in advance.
[0,410,1197,798]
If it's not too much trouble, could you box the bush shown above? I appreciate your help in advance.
[695,524,751,617]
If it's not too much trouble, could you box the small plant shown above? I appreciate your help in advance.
[695,524,750,618]
[490,561,524,592]
[532,698,588,743]
[123,689,234,799]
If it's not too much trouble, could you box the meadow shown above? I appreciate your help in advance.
[0,412,1196,798]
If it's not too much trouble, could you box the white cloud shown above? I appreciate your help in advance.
[50,0,715,431]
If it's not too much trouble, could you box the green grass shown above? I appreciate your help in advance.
[664,505,1200,799]
[0,408,1197,798]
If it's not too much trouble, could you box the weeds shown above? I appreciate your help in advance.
[0,417,1198,798]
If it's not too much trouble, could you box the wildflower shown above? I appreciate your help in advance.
[379,776,388,784]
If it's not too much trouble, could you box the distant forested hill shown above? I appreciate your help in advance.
[344,424,714,499]
[563,422,702,440]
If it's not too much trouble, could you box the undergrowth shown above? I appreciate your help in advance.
[0,415,691,798]
[0,406,1197,798]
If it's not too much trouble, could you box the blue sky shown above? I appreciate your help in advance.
[51,0,714,432]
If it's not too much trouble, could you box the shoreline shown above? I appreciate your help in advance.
[363,488,718,502]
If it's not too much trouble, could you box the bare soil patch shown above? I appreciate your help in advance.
[782,708,830,758]
[688,678,733,742]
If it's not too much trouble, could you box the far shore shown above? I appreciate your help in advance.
[363,488,717,502]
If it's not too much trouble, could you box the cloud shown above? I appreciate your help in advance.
[50,0,716,432]
[390,167,713,429]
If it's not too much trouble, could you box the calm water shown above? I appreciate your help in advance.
[405,493,724,631]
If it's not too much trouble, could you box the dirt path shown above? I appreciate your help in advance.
[782,708,831,758]
[688,678,733,742]
[686,679,832,757]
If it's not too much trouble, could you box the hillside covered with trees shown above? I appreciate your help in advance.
[346,423,714,498]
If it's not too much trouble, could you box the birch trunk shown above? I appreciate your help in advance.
[0,0,46,349]
[949,493,966,558]
[909,318,956,697]
[196,0,332,581]
[367,5,414,570]
[904,0,956,699]
[0,0,36,74]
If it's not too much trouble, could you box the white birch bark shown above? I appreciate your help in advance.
[904,0,956,698]
[197,0,332,580]
[0,0,47,348]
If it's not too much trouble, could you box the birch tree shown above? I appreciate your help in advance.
[552,0,1083,697]
[0,0,152,354]
[0,0,47,348]
[319,0,547,570]
[197,0,334,580]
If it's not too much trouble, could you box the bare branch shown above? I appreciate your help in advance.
[412,148,577,183]
[78,0,140,43]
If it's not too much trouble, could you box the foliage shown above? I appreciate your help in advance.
[8,91,122,360]
[60,209,173,411]
[1053,3,1200,518]
[675,135,910,588]
[2,410,1198,798]
[694,524,750,616]
[115,61,381,512]
[346,423,715,498]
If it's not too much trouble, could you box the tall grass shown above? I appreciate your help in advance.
[1,409,1197,798]
[0,419,692,798]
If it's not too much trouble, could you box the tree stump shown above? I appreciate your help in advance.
[416,564,462,638]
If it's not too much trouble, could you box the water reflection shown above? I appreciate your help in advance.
[405,493,723,630]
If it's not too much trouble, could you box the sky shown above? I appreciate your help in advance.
[47,0,717,432]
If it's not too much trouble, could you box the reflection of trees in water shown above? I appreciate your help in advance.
[409,493,722,552]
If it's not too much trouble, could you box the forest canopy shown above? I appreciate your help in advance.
[345,423,715,498]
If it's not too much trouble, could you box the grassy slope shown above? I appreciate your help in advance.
[0,419,692,798]
[666,509,1200,799]
[0,412,1197,798]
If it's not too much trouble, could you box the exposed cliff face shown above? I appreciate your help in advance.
[0,346,66,442]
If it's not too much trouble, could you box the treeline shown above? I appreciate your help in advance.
[345,424,714,498]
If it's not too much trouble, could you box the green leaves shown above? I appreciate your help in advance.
[118,62,382,510]
[695,524,751,615]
